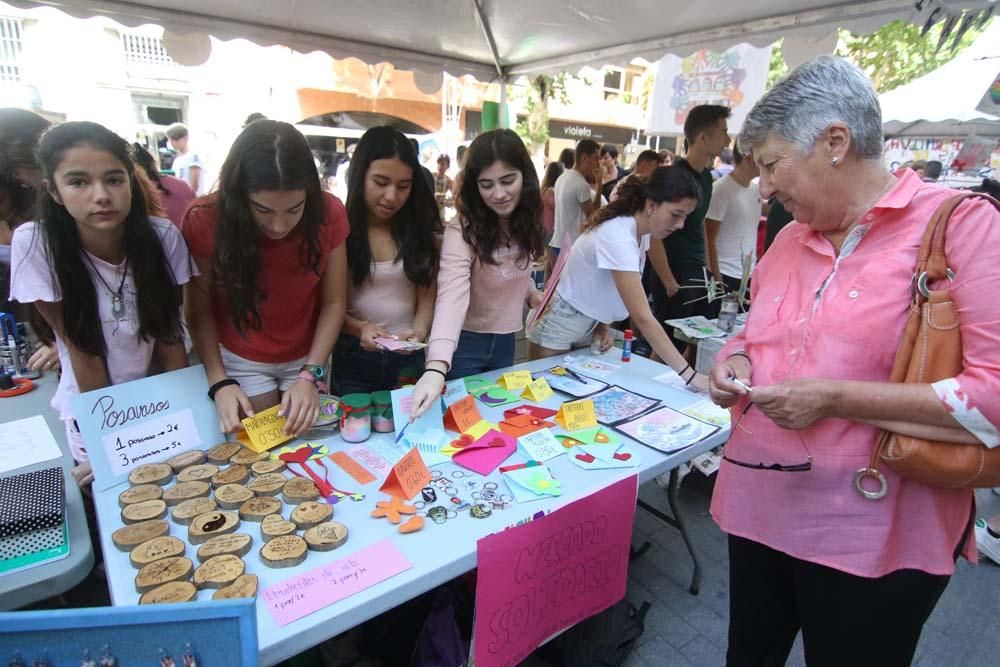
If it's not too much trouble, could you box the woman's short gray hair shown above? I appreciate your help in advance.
[739,55,883,160]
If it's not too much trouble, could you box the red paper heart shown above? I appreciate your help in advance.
[613,452,632,461]
[488,437,506,448]
[278,446,312,464]
[451,434,474,449]
[575,453,596,463]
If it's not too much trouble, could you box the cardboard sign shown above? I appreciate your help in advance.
[555,400,598,431]
[328,451,376,485]
[474,475,637,666]
[379,447,431,499]
[521,378,554,403]
[444,395,482,433]
[240,405,294,453]
[71,365,223,491]
[498,370,533,391]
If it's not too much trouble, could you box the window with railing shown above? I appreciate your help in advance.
[602,66,645,104]
[0,16,23,82]
[121,31,178,76]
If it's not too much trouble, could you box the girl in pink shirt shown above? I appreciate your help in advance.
[410,129,545,417]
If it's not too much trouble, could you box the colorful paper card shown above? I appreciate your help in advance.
[452,429,517,476]
[474,475,637,666]
[562,355,621,379]
[517,429,564,462]
[240,405,294,453]
[348,445,390,474]
[587,385,661,425]
[390,385,444,443]
[504,405,558,420]
[498,370,533,391]
[379,447,432,499]
[329,451,376,485]
[555,400,598,431]
[521,378,554,403]
[502,464,562,502]
[444,395,482,433]
[374,336,426,352]
[442,380,470,408]
[680,398,732,427]
[555,425,619,447]
[403,428,451,467]
[472,384,522,408]
[535,365,609,398]
[568,445,641,470]
[263,539,412,627]
[465,420,498,439]
[499,413,554,438]
[616,406,718,454]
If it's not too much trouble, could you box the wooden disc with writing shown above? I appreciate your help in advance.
[261,514,297,542]
[215,483,254,510]
[177,463,219,484]
[251,459,286,476]
[188,510,240,545]
[291,501,333,529]
[134,555,193,593]
[129,536,186,569]
[239,496,282,522]
[212,464,249,488]
[171,496,218,525]
[118,484,163,508]
[193,554,246,589]
[139,580,197,605]
[282,477,320,504]
[304,521,349,552]
[230,448,268,466]
[128,463,174,487]
[112,519,169,552]
[247,472,287,497]
[207,441,242,465]
[166,450,206,473]
[197,533,253,561]
[121,499,167,525]
[212,574,258,600]
[260,534,308,568]
[162,480,211,506]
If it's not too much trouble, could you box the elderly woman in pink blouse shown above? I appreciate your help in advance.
[709,55,1000,667]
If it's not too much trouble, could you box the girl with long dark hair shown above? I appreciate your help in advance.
[527,166,709,390]
[183,120,348,436]
[409,129,545,417]
[10,121,193,477]
[332,126,440,395]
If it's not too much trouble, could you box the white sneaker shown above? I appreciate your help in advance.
[974,518,1000,566]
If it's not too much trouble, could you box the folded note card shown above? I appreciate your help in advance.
[502,464,562,502]
[451,429,517,476]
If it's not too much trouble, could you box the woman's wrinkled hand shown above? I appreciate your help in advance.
[750,379,833,430]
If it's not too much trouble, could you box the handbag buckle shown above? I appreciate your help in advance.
[853,467,888,500]
[913,268,955,298]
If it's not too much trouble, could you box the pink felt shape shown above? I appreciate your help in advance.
[451,429,517,476]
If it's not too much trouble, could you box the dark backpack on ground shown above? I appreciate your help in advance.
[535,598,652,667]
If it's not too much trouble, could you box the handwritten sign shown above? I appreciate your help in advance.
[555,400,598,431]
[517,430,564,462]
[442,380,470,408]
[71,365,223,491]
[329,451,376,485]
[379,447,431,499]
[348,445,390,474]
[444,395,481,433]
[262,539,412,627]
[474,475,637,666]
[240,405,293,453]
[499,370,533,391]
[521,378,554,403]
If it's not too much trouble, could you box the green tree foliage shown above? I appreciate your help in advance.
[514,74,570,156]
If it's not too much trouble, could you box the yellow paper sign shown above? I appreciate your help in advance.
[240,405,294,453]
[464,420,498,440]
[521,377,554,402]
[499,370,533,391]
[555,400,598,432]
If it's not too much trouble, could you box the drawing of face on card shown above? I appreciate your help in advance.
[568,445,641,470]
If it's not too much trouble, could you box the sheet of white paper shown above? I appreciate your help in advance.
[101,408,202,474]
[562,355,621,379]
[0,415,63,474]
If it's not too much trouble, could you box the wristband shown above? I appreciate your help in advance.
[423,367,447,381]
[728,351,752,366]
[208,378,240,401]
[685,370,697,386]
[296,370,319,386]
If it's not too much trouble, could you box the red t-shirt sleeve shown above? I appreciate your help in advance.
[180,199,217,259]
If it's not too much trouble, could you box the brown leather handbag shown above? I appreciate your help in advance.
[854,192,1000,500]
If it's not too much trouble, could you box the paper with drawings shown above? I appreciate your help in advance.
[0,416,63,475]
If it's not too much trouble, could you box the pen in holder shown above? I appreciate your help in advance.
[0,312,40,380]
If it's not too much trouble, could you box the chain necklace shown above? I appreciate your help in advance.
[83,251,129,318]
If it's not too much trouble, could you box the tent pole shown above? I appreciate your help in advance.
[473,0,505,80]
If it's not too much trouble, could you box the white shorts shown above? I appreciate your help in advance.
[219,346,306,398]
[526,292,599,351]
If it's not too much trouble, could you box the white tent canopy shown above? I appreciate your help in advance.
[881,20,1000,137]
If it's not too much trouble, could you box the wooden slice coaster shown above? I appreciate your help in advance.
[162,480,211,505]
[128,463,173,487]
[304,521,349,552]
[212,574,258,600]
[166,450,206,473]
[129,536,186,569]
[139,580,197,605]
[291,501,333,529]
[177,463,219,483]
[251,459,286,476]
[118,484,163,508]
[171,496,218,526]
[260,534,308,568]
[121,498,167,525]
[207,441,242,464]
[282,477,320,504]
[230,448,268,466]
[193,554,246,589]
[197,533,253,561]
[112,519,169,552]
[188,510,240,545]
[215,483,254,510]
[212,464,249,488]
[247,472,287,497]
[239,496,282,522]
[134,555,193,593]
[261,514,297,542]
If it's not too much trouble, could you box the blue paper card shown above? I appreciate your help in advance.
[390,385,444,457]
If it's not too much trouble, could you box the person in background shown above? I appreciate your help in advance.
[243,112,267,128]
[705,146,762,294]
[452,144,469,204]
[910,159,927,179]
[434,153,454,213]
[10,121,193,484]
[659,149,675,166]
[558,147,575,170]
[600,144,627,200]
[183,121,348,436]
[408,129,544,418]
[409,138,436,191]
[923,160,943,183]
[539,161,564,246]
[332,126,440,395]
[709,55,1000,666]
[610,149,660,202]
[712,147,735,180]
[549,139,602,259]
[132,143,195,228]
[165,122,205,195]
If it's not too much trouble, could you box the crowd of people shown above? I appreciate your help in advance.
[2,53,1000,666]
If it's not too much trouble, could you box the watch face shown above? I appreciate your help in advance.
[304,364,325,380]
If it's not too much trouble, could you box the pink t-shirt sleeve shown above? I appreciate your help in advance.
[9,222,60,303]
[153,217,197,285]
[426,222,474,367]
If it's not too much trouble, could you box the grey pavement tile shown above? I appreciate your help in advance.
[645,602,702,651]
[678,634,729,667]
[622,649,652,667]
[636,632,695,666]
[682,606,729,650]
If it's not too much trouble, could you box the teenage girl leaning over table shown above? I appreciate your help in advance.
[409,129,546,418]
[183,120,348,437]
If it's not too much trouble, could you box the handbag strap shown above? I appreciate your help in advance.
[917,192,1000,288]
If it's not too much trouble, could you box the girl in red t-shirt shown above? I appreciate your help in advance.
[182,121,348,436]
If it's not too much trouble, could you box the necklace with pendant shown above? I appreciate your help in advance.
[83,251,129,318]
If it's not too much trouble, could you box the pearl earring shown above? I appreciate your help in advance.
[830,156,839,165]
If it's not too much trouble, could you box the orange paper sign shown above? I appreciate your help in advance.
[444,395,481,433]
[329,451,376,485]
[379,447,431,500]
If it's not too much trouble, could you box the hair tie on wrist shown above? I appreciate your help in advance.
[208,378,240,401]
[685,371,697,386]
[423,368,447,380]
